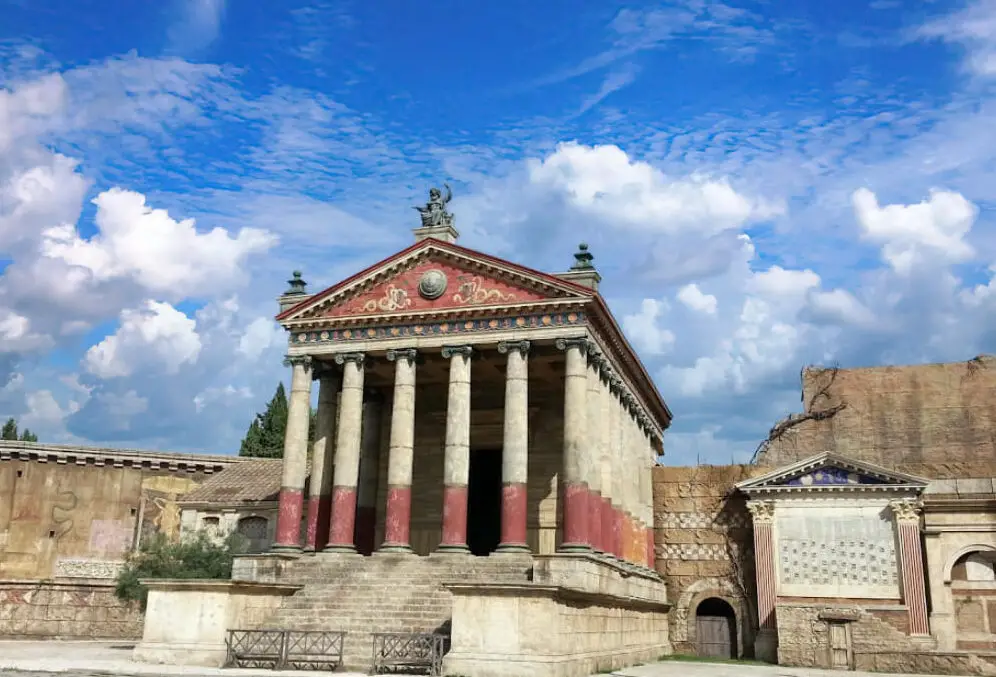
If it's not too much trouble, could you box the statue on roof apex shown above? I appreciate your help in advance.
[414,183,455,229]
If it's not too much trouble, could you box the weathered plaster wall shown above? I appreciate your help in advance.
[757,357,996,469]
[652,464,767,657]
[0,446,230,580]
[0,580,142,639]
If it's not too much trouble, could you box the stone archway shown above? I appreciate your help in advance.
[695,597,738,658]
[673,579,749,658]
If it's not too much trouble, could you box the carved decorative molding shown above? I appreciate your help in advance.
[747,500,776,525]
[497,340,531,356]
[441,345,474,359]
[386,348,418,363]
[889,498,923,523]
[333,352,366,366]
[555,337,590,355]
[283,354,313,369]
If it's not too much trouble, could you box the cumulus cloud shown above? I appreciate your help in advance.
[528,142,783,234]
[916,0,996,77]
[676,284,718,315]
[83,302,202,379]
[622,299,676,356]
[852,188,977,273]
[41,189,276,300]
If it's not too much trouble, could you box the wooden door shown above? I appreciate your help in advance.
[696,616,732,658]
[828,622,852,670]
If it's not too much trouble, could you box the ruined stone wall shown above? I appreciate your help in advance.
[652,464,768,657]
[0,445,232,580]
[757,357,996,470]
[376,379,564,555]
[0,580,142,639]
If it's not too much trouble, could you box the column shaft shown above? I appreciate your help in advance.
[557,338,589,552]
[586,356,603,554]
[609,379,624,559]
[326,353,366,552]
[439,346,472,553]
[274,356,313,551]
[498,341,530,552]
[599,375,615,558]
[749,501,777,630]
[892,500,930,636]
[355,393,383,555]
[382,349,417,552]
[306,369,339,551]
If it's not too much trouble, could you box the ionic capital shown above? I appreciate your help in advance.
[747,500,776,525]
[497,340,530,356]
[386,348,418,364]
[889,498,923,524]
[555,337,590,356]
[333,352,366,367]
[441,345,473,359]
[283,354,313,370]
[609,375,625,395]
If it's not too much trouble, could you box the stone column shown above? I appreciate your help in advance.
[381,348,418,552]
[609,376,624,560]
[619,394,635,563]
[556,337,589,552]
[439,345,473,553]
[305,366,339,552]
[891,498,930,636]
[644,430,657,570]
[586,354,604,555]
[274,355,314,552]
[355,391,383,555]
[748,500,778,662]
[326,352,366,553]
[496,340,530,553]
[599,371,615,559]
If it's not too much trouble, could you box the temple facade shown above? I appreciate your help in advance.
[194,191,674,676]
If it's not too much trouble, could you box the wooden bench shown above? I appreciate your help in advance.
[371,632,447,675]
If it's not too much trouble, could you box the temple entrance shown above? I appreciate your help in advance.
[695,598,737,658]
[467,449,502,556]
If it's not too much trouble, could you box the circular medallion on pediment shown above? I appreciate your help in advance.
[418,269,448,300]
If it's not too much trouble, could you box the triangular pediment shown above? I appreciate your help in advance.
[736,453,929,495]
[278,239,593,324]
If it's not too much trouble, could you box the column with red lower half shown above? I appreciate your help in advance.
[748,500,778,662]
[497,340,530,552]
[557,337,590,552]
[438,346,473,553]
[585,354,604,554]
[305,367,338,552]
[380,349,418,552]
[325,352,366,553]
[354,392,383,555]
[273,355,314,551]
[892,499,930,636]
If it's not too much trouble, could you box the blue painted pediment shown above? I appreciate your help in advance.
[780,466,887,487]
[735,452,929,494]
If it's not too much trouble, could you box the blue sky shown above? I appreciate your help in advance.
[2,0,996,464]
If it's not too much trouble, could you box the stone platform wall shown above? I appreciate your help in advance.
[0,579,142,639]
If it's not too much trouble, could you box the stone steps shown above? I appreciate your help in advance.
[254,552,533,672]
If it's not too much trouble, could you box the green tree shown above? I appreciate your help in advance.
[19,428,37,442]
[1,418,17,440]
[238,382,319,458]
[115,532,243,609]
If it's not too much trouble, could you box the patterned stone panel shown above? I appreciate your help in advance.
[320,260,550,318]
[54,558,126,579]
[656,511,748,530]
[776,508,900,599]
[659,543,728,562]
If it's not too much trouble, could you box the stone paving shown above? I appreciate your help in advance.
[0,640,955,677]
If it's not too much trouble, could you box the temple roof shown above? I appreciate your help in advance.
[737,452,929,495]
[179,458,288,506]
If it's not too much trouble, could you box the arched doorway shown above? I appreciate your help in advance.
[695,598,737,658]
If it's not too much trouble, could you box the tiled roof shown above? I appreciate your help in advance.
[179,458,287,505]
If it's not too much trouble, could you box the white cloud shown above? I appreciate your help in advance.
[0,309,52,353]
[83,302,202,379]
[41,188,276,300]
[167,0,227,55]
[622,299,676,356]
[238,317,283,360]
[676,283,718,315]
[916,0,996,77]
[852,187,977,273]
[528,142,783,234]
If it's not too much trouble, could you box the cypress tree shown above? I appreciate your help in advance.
[239,383,289,458]
[2,418,19,441]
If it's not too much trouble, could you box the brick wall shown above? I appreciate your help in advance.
[0,580,142,639]
[758,357,996,469]
[652,464,768,657]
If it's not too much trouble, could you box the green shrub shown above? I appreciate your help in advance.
[115,531,246,609]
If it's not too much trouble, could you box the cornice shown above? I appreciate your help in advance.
[0,441,238,474]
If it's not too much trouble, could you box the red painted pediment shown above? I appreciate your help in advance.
[278,239,592,323]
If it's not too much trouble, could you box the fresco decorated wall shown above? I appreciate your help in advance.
[0,442,238,581]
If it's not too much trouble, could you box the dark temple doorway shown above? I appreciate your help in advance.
[467,449,502,556]
[695,598,737,659]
